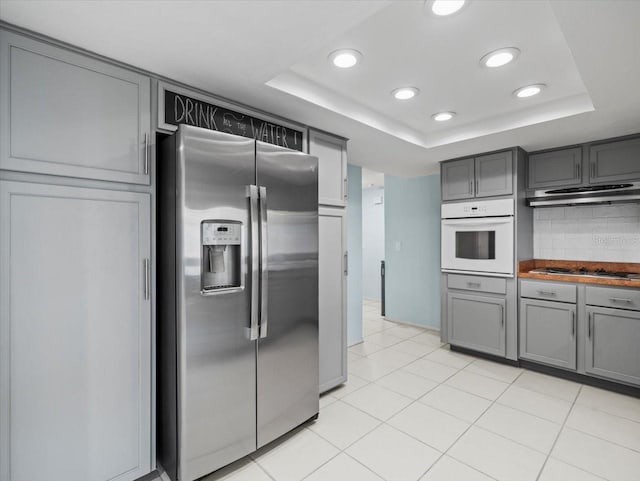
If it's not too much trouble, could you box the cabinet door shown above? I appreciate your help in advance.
[447,292,506,357]
[441,158,474,201]
[585,307,640,386]
[528,148,582,189]
[475,151,513,197]
[319,208,347,393]
[519,299,576,370]
[309,130,347,207]
[0,31,151,184]
[0,181,151,481]
[589,137,640,184]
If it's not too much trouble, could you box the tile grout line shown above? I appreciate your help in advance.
[416,368,528,481]
[534,383,583,481]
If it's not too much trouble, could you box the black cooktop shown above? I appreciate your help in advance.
[531,267,640,280]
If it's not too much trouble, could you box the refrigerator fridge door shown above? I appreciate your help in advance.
[255,141,319,448]
[176,126,257,480]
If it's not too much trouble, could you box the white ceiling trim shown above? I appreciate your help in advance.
[268,71,594,150]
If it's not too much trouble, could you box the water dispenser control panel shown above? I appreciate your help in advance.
[201,220,242,293]
[202,223,241,246]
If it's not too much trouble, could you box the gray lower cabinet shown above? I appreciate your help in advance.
[448,292,506,357]
[0,30,151,184]
[528,147,582,189]
[319,207,347,393]
[519,299,576,370]
[589,137,640,184]
[441,158,474,201]
[475,151,513,197]
[0,181,152,481]
[585,306,640,386]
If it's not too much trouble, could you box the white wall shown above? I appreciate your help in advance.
[362,187,385,300]
[533,203,640,262]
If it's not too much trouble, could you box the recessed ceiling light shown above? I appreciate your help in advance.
[432,111,456,121]
[480,47,520,68]
[328,49,362,69]
[513,83,546,98]
[427,0,466,16]
[392,87,419,100]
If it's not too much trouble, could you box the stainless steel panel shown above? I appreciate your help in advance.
[255,141,319,448]
[175,126,257,480]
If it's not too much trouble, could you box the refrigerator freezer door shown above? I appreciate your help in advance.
[176,126,257,480]
[255,141,319,448]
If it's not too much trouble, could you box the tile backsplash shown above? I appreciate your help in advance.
[533,203,640,262]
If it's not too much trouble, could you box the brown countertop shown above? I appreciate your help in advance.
[518,259,640,287]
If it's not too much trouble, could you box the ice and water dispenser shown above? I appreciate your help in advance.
[201,221,242,292]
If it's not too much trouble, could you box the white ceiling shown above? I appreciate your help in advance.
[1,0,639,176]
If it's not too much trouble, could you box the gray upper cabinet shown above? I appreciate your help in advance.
[308,129,347,207]
[475,151,513,197]
[589,137,640,184]
[441,158,474,201]
[585,306,640,386]
[0,31,151,184]
[447,292,506,357]
[519,298,576,370]
[528,147,582,189]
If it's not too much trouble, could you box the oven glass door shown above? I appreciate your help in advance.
[441,216,514,275]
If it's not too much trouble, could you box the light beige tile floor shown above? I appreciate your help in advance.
[200,299,640,481]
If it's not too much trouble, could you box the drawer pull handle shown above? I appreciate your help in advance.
[467,282,481,288]
[610,297,632,304]
[537,290,557,297]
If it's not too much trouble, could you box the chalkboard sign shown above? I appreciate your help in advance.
[164,90,304,151]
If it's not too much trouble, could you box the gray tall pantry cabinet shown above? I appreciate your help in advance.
[0,29,152,481]
[309,129,349,394]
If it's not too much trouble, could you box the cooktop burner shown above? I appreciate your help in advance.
[531,267,640,280]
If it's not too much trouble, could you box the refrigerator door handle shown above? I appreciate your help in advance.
[259,185,269,338]
[248,185,260,341]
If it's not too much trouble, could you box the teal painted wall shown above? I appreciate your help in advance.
[384,174,441,329]
[346,164,363,345]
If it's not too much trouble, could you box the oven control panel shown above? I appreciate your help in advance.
[441,198,514,219]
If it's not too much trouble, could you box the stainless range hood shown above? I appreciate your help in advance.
[527,182,640,207]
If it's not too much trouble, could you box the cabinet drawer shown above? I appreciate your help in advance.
[448,274,506,294]
[586,286,640,311]
[520,280,576,303]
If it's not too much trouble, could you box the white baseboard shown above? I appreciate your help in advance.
[383,316,440,334]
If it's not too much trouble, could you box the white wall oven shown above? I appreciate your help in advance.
[441,199,514,276]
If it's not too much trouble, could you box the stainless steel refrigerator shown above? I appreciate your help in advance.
[157,125,319,481]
